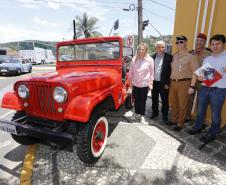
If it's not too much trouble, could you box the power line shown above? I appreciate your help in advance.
[143,8,174,23]
[146,0,175,11]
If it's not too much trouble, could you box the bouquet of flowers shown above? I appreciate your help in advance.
[195,62,222,86]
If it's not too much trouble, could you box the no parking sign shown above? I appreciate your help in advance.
[125,35,134,52]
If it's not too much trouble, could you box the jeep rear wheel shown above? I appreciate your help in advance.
[11,111,39,145]
[77,112,108,164]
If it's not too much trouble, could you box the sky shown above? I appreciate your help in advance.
[0,0,176,43]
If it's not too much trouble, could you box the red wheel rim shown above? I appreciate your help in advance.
[92,120,106,154]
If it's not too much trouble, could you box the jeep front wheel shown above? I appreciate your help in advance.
[77,113,108,164]
[11,134,39,145]
[11,111,39,145]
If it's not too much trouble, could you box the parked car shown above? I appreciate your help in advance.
[0,56,32,75]
[0,36,133,164]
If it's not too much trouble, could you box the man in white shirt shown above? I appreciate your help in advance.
[150,41,172,122]
[188,34,226,143]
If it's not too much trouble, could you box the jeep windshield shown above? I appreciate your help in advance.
[58,41,120,62]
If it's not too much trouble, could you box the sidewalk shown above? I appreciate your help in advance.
[31,98,226,185]
[144,95,226,165]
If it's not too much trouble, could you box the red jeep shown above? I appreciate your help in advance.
[0,36,133,164]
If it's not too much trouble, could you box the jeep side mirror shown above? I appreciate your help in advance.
[123,56,132,64]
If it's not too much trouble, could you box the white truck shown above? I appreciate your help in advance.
[18,42,55,65]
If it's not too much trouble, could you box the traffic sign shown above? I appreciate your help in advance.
[126,36,134,47]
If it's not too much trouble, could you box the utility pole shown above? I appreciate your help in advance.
[73,20,77,40]
[138,0,143,44]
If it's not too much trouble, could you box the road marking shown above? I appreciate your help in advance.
[0,84,13,101]
[33,66,55,70]
[0,110,15,119]
[20,145,36,185]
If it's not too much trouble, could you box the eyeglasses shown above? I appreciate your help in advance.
[176,40,184,44]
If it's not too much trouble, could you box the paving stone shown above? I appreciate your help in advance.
[175,130,190,138]
[220,146,226,154]
[200,145,214,153]
[186,137,201,147]
[216,135,226,143]
[207,140,221,150]
[213,152,226,163]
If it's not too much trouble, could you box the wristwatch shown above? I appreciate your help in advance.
[190,85,196,90]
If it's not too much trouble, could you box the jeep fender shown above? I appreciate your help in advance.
[1,92,23,110]
[64,88,113,123]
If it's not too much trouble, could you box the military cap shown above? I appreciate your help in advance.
[176,35,187,41]
[197,33,207,39]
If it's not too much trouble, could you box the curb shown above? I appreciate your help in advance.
[20,145,36,185]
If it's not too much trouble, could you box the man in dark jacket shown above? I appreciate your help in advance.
[150,40,173,122]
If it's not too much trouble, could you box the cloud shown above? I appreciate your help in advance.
[0,24,70,43]
[33,16,60,26]
[16,0,42,9]
[47,1,60,9]
[16,0,108,21]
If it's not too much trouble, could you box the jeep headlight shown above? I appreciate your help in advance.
[53,87,67,103]
[18,85,29,99]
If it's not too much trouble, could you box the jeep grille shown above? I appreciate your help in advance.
[28,83,57,118]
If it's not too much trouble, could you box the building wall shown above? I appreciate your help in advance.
[173,0,226,127]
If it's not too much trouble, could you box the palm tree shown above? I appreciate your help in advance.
[75,13,102,38]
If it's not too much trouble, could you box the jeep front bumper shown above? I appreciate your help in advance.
[0,117,75,147]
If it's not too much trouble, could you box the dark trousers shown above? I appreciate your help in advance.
[151,81,169,118]
[132,86,149,115]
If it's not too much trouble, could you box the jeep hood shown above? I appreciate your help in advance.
[19,70,116,95]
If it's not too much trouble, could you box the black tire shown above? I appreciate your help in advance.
[125,95,134,109]
[28,67,32,73]
[11,111,39,145]
[17,69,21,76]
[77,111,108,164]
[122,63,127,80]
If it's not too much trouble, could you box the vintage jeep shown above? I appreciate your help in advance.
[0,36,133,164]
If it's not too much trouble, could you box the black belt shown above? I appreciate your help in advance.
[171,78,191,82]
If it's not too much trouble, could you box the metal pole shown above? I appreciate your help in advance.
[73,20,77,40]
[109,26,114,36]
[138,0,143,44]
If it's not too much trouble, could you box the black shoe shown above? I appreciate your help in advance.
[185,119,192,122]
[200,134,216,143]
[162,117,168,123]
[188,128,202,135]
[174,126,183,131]
[202,124,207,130]
[150,113,158,119]
[165,121,176,126]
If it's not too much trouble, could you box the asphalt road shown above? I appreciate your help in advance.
[0,65,56,185]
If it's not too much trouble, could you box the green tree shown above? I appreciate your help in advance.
[75,13,102,38]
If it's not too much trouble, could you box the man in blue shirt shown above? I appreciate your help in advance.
[189,34,226,143]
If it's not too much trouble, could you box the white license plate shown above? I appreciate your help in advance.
[1,69,7,72]
[0,123,17,135]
